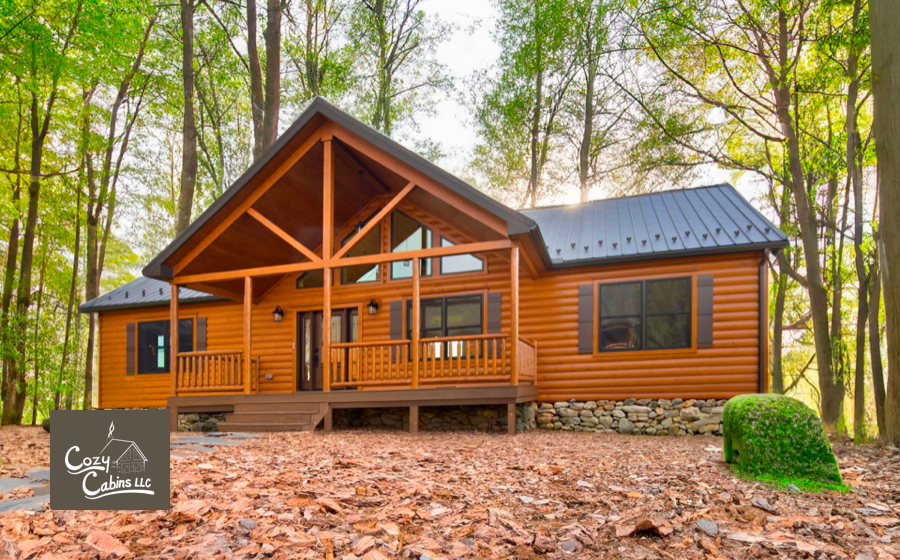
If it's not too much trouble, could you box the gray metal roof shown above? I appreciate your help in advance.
[79,276,222,313]
[520,184,787,267]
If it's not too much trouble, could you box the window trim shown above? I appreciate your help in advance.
[134,314,197,375]
[403,291,487,358]
[592,274,697,357]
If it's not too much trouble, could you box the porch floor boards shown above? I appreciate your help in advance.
[168,385,538,434]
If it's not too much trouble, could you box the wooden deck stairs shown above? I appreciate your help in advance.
[218,401,330,432]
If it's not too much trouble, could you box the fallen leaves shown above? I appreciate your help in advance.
[86,530,129,557]
[615,517,674,538]
[0,427,898,559]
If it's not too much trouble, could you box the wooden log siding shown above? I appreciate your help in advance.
[520,251,765,401]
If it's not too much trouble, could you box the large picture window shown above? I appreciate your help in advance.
[440,237,484,274]
[340,213,380,284]
[137,319,194,374]
[598,277,691,352]
[406,295,483,358]
[391,211,432,279]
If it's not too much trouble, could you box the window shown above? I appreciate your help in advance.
[597,277,691,352]
[391,211,432,279]
[406,295,483,357]
[645,278,691,349]
[296,270,324,289]
[340,215,380,284]
[440,237,484,274]
[136,319,194,374]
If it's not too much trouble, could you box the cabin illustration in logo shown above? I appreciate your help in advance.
[99,421,148,474]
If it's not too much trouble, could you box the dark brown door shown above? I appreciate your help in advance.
[297,309,358,391]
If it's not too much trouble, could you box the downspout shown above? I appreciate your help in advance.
[759,250,770,393]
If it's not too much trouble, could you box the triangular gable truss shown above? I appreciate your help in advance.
[168,122,520,288]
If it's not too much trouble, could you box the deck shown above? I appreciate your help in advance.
[168,384,538,435]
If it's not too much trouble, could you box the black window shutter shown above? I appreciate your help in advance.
[390,301,403,361]
[578,284,594,354]
[196,317,207,351]
[126,323,136,375]
[487,292,502,333]
[697,274,714,348]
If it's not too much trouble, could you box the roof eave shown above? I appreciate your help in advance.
[543,239,788,270]
[78,295,226,315]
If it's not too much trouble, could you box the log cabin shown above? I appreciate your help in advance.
[80,98,788,434]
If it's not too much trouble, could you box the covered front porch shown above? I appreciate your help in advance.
[151,102,541,431]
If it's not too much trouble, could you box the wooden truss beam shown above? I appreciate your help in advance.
[173,126,325,275]
[247,208,321,262]
[332,182,416,260]
[174,239,513,285]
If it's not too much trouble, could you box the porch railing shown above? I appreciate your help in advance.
[328,340,413,388]
[418,334,510,383]
[175,350,260,394]
[328,333,537,389]
[517,337,538,383]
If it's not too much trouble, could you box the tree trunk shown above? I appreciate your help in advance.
[82,88,98,412]
[176,0,198,235]
[262,0,281,149]
[871,0,900,445]
[248,0,266,158]
[769,8,839,431]
[30,236,48,426]
[771,267,787,394]
[55,186,81,410]
[579,61,595,204]
[4,92,46,426]
[528,3,543,209]
[869,260,886,435]
[0,84,23,412]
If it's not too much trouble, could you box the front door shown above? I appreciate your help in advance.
[297,309,358,391]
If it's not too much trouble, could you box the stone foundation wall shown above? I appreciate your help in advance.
[537,398,726,436]
[334,403,538,433]
[178,412,226,432]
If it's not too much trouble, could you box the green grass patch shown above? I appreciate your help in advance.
[723,394,844,491]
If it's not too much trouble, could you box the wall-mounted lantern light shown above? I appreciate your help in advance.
[367,299,379,316]
[272,306,285,323]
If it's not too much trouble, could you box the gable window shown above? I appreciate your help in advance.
[440,237,484,274]
[137,318,194,374]
[296,270,325,289]
[598,277,691,352]
[406,295,483,357]
[340,214,380,284]
[391,211,432,279]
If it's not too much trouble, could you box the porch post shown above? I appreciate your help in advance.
[243,276,252,394]
[170,283,179,396]
[322,134,334,392]
[323,268,332,392]
[412,257,420,388]
[510,245,519,386]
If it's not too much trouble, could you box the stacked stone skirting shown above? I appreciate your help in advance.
[178,412,226,432]
[335,404,538,432]
[536,398,726,436]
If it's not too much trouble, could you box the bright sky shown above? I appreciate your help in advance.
[414,0,752,208]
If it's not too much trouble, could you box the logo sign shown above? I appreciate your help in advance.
[51,410,170,510]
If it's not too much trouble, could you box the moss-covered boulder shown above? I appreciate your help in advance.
[723,394,841,486]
